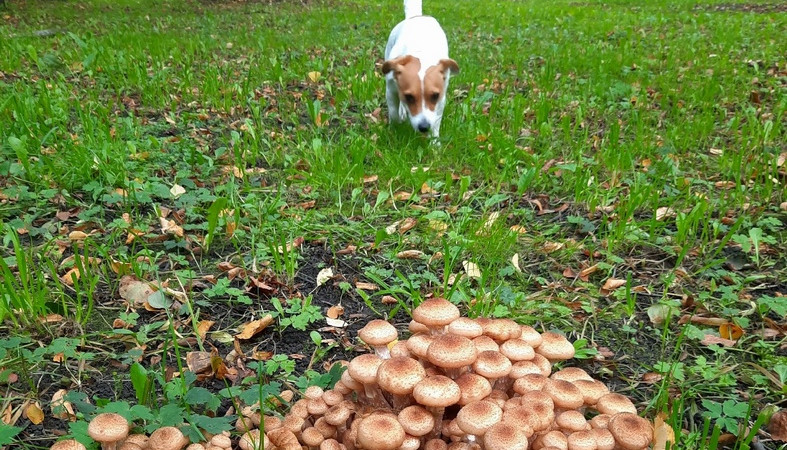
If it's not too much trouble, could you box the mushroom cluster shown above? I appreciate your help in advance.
[236,298,654,450]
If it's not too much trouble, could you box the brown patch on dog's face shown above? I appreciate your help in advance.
[424,59,460,111]
[382,55,422,116]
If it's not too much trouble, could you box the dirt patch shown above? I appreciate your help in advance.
[693,2,787,13]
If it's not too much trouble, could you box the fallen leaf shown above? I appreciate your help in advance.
[428,220,448,232]
[719,322,744,340]
[68,231,88,241]
[25,403,44,425]
[396,250,425,259]
[399,217,417,234]
[170,184,186,198]
[602,278,626,291]
[393,191,412,201]
[700,335,737,347]
[119,275,159,308]
[655,207,676,221]
[641,372,663,384]
[709,148,723,156]
[362,175,378,184]
[337,245,357,255]
[381,295,397,305]
[210,331,235,344]
[652,412,676,450]
[39,314,64,324]
[541,242,565,253]
[236,314,274,340]
[316,268,334,287]
[159,217,184,238]
[60,267,81,286]
[356,282,378,291]
[197,320,215,340]
[476,211,500,235]
[51,389,76,421]
[385,220,401,235]
[579,264,599,281]
[678,315,728,326]
[510,225,527,234]
[563,268,577,278]
[647,304,676,326]
[326,305,344,319]
[511,254,521,273]
[277,236,304,253]
[768,409,787,441]
[714,181,736,190]
[463,261,481,279]
[420,182,436,195]
[307,71,321,82]
[186,351,213,374]
[325,318,347,328]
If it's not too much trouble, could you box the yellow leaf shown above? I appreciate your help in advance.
[51,389,76,421]
[236,314,274,340]
[159,217,184,238]
[602,278,627,291]
[60,267,81,286]
[653,412,675,450]
[308,71,321,82]
[719,322,743,340]
[196,320,215,340]
[396,250,425,259]
[326,305,344,319]
[462,261,481,279]
[169,184,186,198]
[68,231,88,241]
[25,403,44,425]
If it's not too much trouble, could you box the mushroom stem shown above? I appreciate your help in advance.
[425,407,446,440]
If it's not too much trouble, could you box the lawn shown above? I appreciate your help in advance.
[0,0,785,448]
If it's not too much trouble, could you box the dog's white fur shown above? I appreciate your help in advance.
[383,0,459,139]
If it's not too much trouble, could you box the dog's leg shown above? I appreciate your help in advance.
[386,81,405,124]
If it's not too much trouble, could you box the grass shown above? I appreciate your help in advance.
[1,0,786,447]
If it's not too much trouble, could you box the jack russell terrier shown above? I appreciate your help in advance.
[382,0,459,140]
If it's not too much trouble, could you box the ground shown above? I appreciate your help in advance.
[0,0,785,448]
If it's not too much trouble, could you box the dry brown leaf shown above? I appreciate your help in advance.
[420,182,436,195]
[700,335,737,347]
[119,275,158,308]
[362,174,378,184]
[678,315,728,326]
[563,268,577,278]
[356,282,379,291]
[393,191,412,201]
[476,211,501,236]
[2,404,13,425]
[510,225,527,234]
[541,242,565,253]
[277,236,304,253]
[60,267,80,286]
[655,207,676,221]
[768,409,787,441]
[652,412,675,450]
[51,389,76,421]
[714,181,736,190]
[642,372,663,384]
[719,322,744,340]
[381,295,397,305]
[197,320,215,340]
[159,217,184,238]
[602,278,626,291]
[336,245,357,255]
[186,351,213,374]
[709,148,723,156]
[326,305,344,319]
[399,217,417,234]
[68,231,88,241]
[396,250,425,259]
[25,403,44,425]
[39,314,64,324]
[236,314,274,340]
[579,264,599,281]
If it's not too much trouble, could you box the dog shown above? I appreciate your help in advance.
[382,0,459,140]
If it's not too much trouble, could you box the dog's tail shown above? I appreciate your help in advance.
[403,0,422,19]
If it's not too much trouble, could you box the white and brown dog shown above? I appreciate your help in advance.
[382,0,459,139]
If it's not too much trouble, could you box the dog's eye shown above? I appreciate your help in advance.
[404,94,416,104]
[430,93,440,103]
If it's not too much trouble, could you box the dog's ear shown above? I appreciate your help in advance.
[439,58,460,74]
[382,55,415,75]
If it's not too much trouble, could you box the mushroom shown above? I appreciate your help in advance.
[398,405,435,438]
[209,434,231,449]
[543,378,584,410]
[471,336,500,353]
[301,427,325,448]
[50,440,87,450]
[356,412,406,450]
[501,406,538,436]
[427,334,478,378]
[539,430,569,449]
[472,350,512,390]
[572,379,609,407]
[566,430,596,450]
[358,319,399,359]
[411,298,460,335]
[376,356,426,410]
[512,373,548,394]
[454,372,493,406]
[447,317,483,339]
[87,413,129,450]
[551,367,593,383]
[595,393,637,415]
[555,410,590,433]
[483,422,529,450]
[238,429,266,450]
[589,428,616,450]
[146,427,189,450]
[412,375,461,437]
[536,332,576,362]
[483,319,522,342]
[455,400,503,442]
[347,353,386,406]
[424,438,449,450]
[519,325,543,348]
[607,413,653,450]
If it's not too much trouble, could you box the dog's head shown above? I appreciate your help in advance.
[382,55,459,134]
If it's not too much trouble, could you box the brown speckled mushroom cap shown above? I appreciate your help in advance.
[412,298,460,332]
[356,413,406,450]
[447,317,484,338]
[595,393,638,415]
[377,356,427,395]
[456,400,503,436]
[483,422,530,450]
[608,412,654,450]
[413,375,461,408]
[87,413,129,450]
[427,334,478,369]
[398,405,435,437]
[537,332,576,361]
[543,378,584,410]
[146,426,189,450]
[50,440,87,450]
[472,350,512,380]
[455,372,493,405]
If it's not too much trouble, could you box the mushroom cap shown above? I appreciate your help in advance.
[87,413,129,445]
[595,393,637,415]
[412,298,460,329]
[356,413,406,450]
[510,361,543,379]
[320,439,343,450]
[551,367,593,383]
[50,440,87,450]
[456,401,503,436]
[500,339,535,362]
[472,350,512,380]
[413,375,461,408]
[556,410,590,432]
[540,430,568,449]
[590,428,616,450]
[573,379,610,406]
[513,373,548,394]
[427,334,478,369]
[589,414,611,429]
[390,340,412,358]
[543,378,584,410]
[304,385,325,400]
[455,372,493,405]
[531,353,553,376]
[209,435,231,449]
[322,389,344,406]
[147,426,189,450]
[566,430,596,450]
[347,353,383,384]
[398,405,435,437]
[377,356,427,395]
[406,333,435,359]
[324,402,353,426]
[472,335,500,353]
[359,320,399,346]
[400,435,421,450]
[537,332,576,361]
[424,439,449,450]
[268,427,300,448]
[501,406,539,436]
[238,429,267,450]
[447,317,484,338]
[607,413,653,450]
[307,397,329,416]
[518,391,555,430]
[314,416,337,439]
[301,427,325,447]
[483,422,530,450]
[519,325,543,348]
[484,319,522,342]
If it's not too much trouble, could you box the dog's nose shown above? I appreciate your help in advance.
[417,121,431,133]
